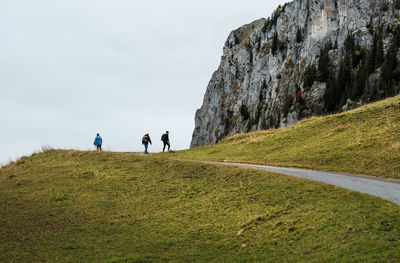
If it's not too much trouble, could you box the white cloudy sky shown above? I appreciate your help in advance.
[0,0,288,164]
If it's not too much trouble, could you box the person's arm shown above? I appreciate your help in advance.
[149,137,152,145]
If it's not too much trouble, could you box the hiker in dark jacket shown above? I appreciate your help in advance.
[142,134,152,154]
[161,131,170,152]
[93,133,102,151]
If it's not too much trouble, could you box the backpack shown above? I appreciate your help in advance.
[142,135,147,144]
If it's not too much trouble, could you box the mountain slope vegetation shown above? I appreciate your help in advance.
[175,95,400,179]
[0,150,399,262]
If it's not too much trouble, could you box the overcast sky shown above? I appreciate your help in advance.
[0,0,288,164]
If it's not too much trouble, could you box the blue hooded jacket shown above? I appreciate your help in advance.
[94,136,102,146]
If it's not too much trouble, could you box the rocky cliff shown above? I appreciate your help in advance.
[191,0,400,148]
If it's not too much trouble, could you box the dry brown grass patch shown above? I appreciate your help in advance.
[390,143,400,152]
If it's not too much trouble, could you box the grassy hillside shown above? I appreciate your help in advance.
[0,150,400,262]
[172,95,400,179]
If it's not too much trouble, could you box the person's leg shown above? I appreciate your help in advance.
[163,142,166,152]
[144,143,148,154]
[167,142,170,151]
[99,145,102,151]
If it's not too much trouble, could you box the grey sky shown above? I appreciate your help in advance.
[0,0,288,164]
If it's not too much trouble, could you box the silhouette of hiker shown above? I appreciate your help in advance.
[94,133,102,151]
[142,133,152,154]
[161,131,170,152]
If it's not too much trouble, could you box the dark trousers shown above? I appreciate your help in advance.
[96,145,102,151]
[163,141,170,152]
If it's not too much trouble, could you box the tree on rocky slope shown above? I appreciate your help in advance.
[272,32,279,55]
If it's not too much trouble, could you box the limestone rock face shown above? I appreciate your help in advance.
[191,0,398,148]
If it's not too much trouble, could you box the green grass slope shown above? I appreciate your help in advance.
[172,95,400,179]
[0,150,400,262]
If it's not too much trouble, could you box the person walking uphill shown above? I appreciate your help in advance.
[94,133,102,151]
[161,131,170,152]
[142,133,152,154]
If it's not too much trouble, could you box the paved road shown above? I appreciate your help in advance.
[202,161,400,205]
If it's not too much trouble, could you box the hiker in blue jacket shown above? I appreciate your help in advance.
[94,133,103,151]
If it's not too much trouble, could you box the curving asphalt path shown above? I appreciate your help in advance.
[201,161,400,205]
